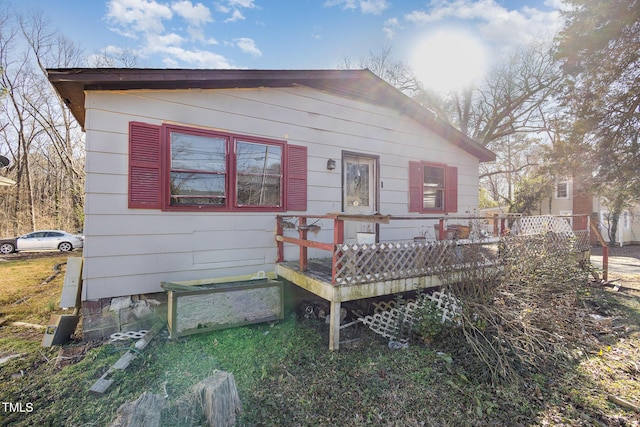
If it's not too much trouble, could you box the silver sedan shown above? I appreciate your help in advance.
[0,230,84,254]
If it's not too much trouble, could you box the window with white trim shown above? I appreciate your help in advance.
[556,182,569,199]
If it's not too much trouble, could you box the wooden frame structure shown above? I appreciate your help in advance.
[275,213,591,350]
[162,278,284,339]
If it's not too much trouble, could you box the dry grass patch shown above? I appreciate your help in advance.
[0,254,80,325]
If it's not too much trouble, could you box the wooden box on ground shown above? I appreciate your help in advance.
[161,277,283,339]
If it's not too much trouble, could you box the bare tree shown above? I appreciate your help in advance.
[21,11,85,230]
[0,8,85,235]
[337,47,450,119]
[89,46,140,68]
[444,41,563,210]
[0,12,39,232]
[339,43,563,212]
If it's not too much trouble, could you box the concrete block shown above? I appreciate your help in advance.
[110,296,133,312]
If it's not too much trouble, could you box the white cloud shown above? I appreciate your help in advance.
[234,37,262,56]
[383,17,400,39]
[171,1,212,26]
[215,0,257,22]
[225,9,246,22]
[145,32,186,52]
[215,4,230,13]
[106,0,173,35]
[325,0,389,15]
[160,46,235,68]
[104,45,126,56]
[324,0,356,10]
[360,0,389,15]
[404,0,562,52]
[104,0,242,68]
[227,0,257,7]
[544,0,569,10]
[405,0,499,24]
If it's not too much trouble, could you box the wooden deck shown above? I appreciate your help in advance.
[275,214,594,351]
[276,258,448,350]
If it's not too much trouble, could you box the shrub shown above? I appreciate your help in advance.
[439,233,593,385]
[411,294,457,343]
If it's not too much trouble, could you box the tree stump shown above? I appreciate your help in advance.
[109,391,165,427]
[192,371,243,427]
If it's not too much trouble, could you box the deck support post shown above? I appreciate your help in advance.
[333,218,344,244]
[299,217,308,272]
[438,218,446,240]
[329,300,341,351]
[276,216,284,262]
[331,218,345,284]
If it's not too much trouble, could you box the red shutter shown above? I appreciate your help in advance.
[445,166,458,213]
[286,144,307,211]
[408,161,423,212]
[129,122,162,209]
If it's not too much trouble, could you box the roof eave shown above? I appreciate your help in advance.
[47,68,496,163]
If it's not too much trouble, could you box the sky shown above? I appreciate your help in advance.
[24,0,565,92]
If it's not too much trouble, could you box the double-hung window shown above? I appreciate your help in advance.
[235,140,283,208]
[128,122,306,212]
[422,164,445,210]
[169,131,227,207]
[409,160,458,213]
[555,182,569,199]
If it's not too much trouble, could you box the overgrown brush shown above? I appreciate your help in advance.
[437,232,595,386]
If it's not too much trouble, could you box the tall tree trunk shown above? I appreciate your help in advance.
[22,147,35,230]
[609,211,620,246]
[608,196,626,246]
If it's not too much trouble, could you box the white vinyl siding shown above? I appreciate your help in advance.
[82,87,480,299]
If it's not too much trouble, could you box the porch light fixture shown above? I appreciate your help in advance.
[327,159,336,170]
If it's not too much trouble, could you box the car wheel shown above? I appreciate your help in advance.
[0,242,15,254]
[58,242,73,252]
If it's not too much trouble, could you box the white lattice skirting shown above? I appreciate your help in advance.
[360,290,461,341]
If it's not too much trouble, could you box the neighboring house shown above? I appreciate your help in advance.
[535,178,640,245]
[47,68,495,339]
[593,199,640,246]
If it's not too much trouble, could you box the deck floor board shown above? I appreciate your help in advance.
[279,258,334,284]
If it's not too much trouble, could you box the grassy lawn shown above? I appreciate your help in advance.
[0,253,80,325]
[0,255,639,426]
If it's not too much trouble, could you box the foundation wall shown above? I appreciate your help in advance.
[81,293,167,341]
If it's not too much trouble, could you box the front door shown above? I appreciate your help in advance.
[342,153,378,243]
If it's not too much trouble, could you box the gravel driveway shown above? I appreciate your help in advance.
[590,244,640,276]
